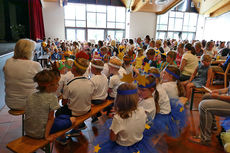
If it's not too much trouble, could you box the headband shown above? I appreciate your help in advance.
[152,73,160,78]
[108,62,120,69]
[165,68,180,79]
[138,81,156,88]
[74,60,88,70]
[117,88,138,95]
[91,63,104,69]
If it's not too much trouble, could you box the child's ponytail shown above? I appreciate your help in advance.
[154,89,160,113]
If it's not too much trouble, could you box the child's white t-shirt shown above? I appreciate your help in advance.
[138,97,156,122]
[154,84,171,114]
[109,74,122,98]
[57,71,74,97]
[110,107,147,146]
[162,82,179,99]
[91,74,108,100]
[63,76,94,116]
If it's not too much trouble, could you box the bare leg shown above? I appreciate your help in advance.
[186,82,195,100]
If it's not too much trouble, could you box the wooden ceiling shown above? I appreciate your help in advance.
[43,0,230,17]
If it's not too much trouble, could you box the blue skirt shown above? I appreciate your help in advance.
[93,119,158,153]
[221,117,230,131]
[170,98,187,129]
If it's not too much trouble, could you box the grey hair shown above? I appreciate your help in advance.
[13,39,36,60]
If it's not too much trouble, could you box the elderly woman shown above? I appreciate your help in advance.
[4,39,42,110]
[190,87,230,145]
[179,43,198,81]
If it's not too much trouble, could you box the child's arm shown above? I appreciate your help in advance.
[179,59,186,71]
[205,67,213,87]
[188,66,198,82]
[110,130,117,141]
[45,111,55,141]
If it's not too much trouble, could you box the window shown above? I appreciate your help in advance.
[64,3,126,42]
[156,10,199,40]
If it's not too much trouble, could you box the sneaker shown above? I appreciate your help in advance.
[78,122,87,130]
[55,137,70,145]
[66,129,81,137]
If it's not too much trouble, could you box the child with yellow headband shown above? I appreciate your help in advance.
[55,56,94,141]
[25,70,76,142]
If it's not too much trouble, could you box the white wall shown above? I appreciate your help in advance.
[129,12,157,39]
[42,2,65,40]
[203,11,230,41]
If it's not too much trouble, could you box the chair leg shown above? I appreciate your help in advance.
[190,88,195,111]
[22,114,24,136]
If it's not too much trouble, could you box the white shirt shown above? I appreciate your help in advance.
[181,51,198,76]
[163,46,170,53]
[154,84,171,114]
[118,67,127,76]
[138,97,156,122]
[102,63,110,77]
[110,107,147,146]
[162,82,179,99]
[4,58,42,109]
[63,76,94,116]
[109,74,122,98]
[56,71,74,97]
[91,74,108,100]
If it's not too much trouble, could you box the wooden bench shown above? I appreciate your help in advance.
[7,100,113,153]
[8,110,25,136]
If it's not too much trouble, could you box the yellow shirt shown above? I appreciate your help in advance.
[135,55,145,69]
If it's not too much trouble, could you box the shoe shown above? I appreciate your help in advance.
[66,129,81,137]
[91,116,99,123]
[189,136,211,146]
[78,122,87,130]
[55,136,70,145]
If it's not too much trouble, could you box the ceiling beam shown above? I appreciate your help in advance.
[210,1,230,17]
[156,0,182,15]
[132,0,150,12]
[200,0,229,15]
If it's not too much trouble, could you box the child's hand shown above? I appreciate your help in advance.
[45,134,57,141]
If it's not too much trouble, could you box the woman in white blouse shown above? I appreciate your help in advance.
[4,39,42,110]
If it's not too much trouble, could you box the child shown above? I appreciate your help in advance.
[159,53,167,71]
[161,65,186,130]
[160,51,177,72]
[138,75,157,125]
[90,59,108,122]
[134,48,145,70]
[148,68,171,118]
[25,70,75,141]
[102,54,110,77]
[183,54,212,100]
[55,56,94,137]
[93,83,157,153]
[143,48,157,68]
[119,55,134,76]
[108,57,123,99]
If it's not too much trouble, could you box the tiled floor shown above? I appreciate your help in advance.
[0,85,226,153]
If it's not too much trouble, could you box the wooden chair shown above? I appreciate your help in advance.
[214,63,230,88]
[8,109,25,136]
[190,87,208,111]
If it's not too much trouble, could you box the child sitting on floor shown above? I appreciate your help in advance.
[93,83,157,153]
[25,70,75,141]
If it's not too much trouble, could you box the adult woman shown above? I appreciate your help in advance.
[179,43,198,81]
[204,41,217,58]
[194,41,204,57]
[4,39,42,110]
[190,87,230,145]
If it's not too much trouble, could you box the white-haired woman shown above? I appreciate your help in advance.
[4,39,42,110]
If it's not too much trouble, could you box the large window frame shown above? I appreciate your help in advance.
[64,3,126,42]
[156,10,199,41]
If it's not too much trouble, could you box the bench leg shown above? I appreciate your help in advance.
[22,114,24,136]
[190,88,195,111]
[42,143,51,153]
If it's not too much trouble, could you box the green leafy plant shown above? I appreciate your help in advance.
[10,24,25,38]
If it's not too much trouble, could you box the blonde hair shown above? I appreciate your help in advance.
[115,83,138,119]
[156,40,162,46]
[111,40,116,47]
[201,54,212,62]
[14,39,36,60]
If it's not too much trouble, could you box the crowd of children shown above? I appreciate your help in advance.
[18,35,229,152]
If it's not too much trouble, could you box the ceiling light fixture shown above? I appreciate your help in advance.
[155,0,169,5]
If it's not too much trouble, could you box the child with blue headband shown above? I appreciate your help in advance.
[161,65,186,134]
[93,83,157,153]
